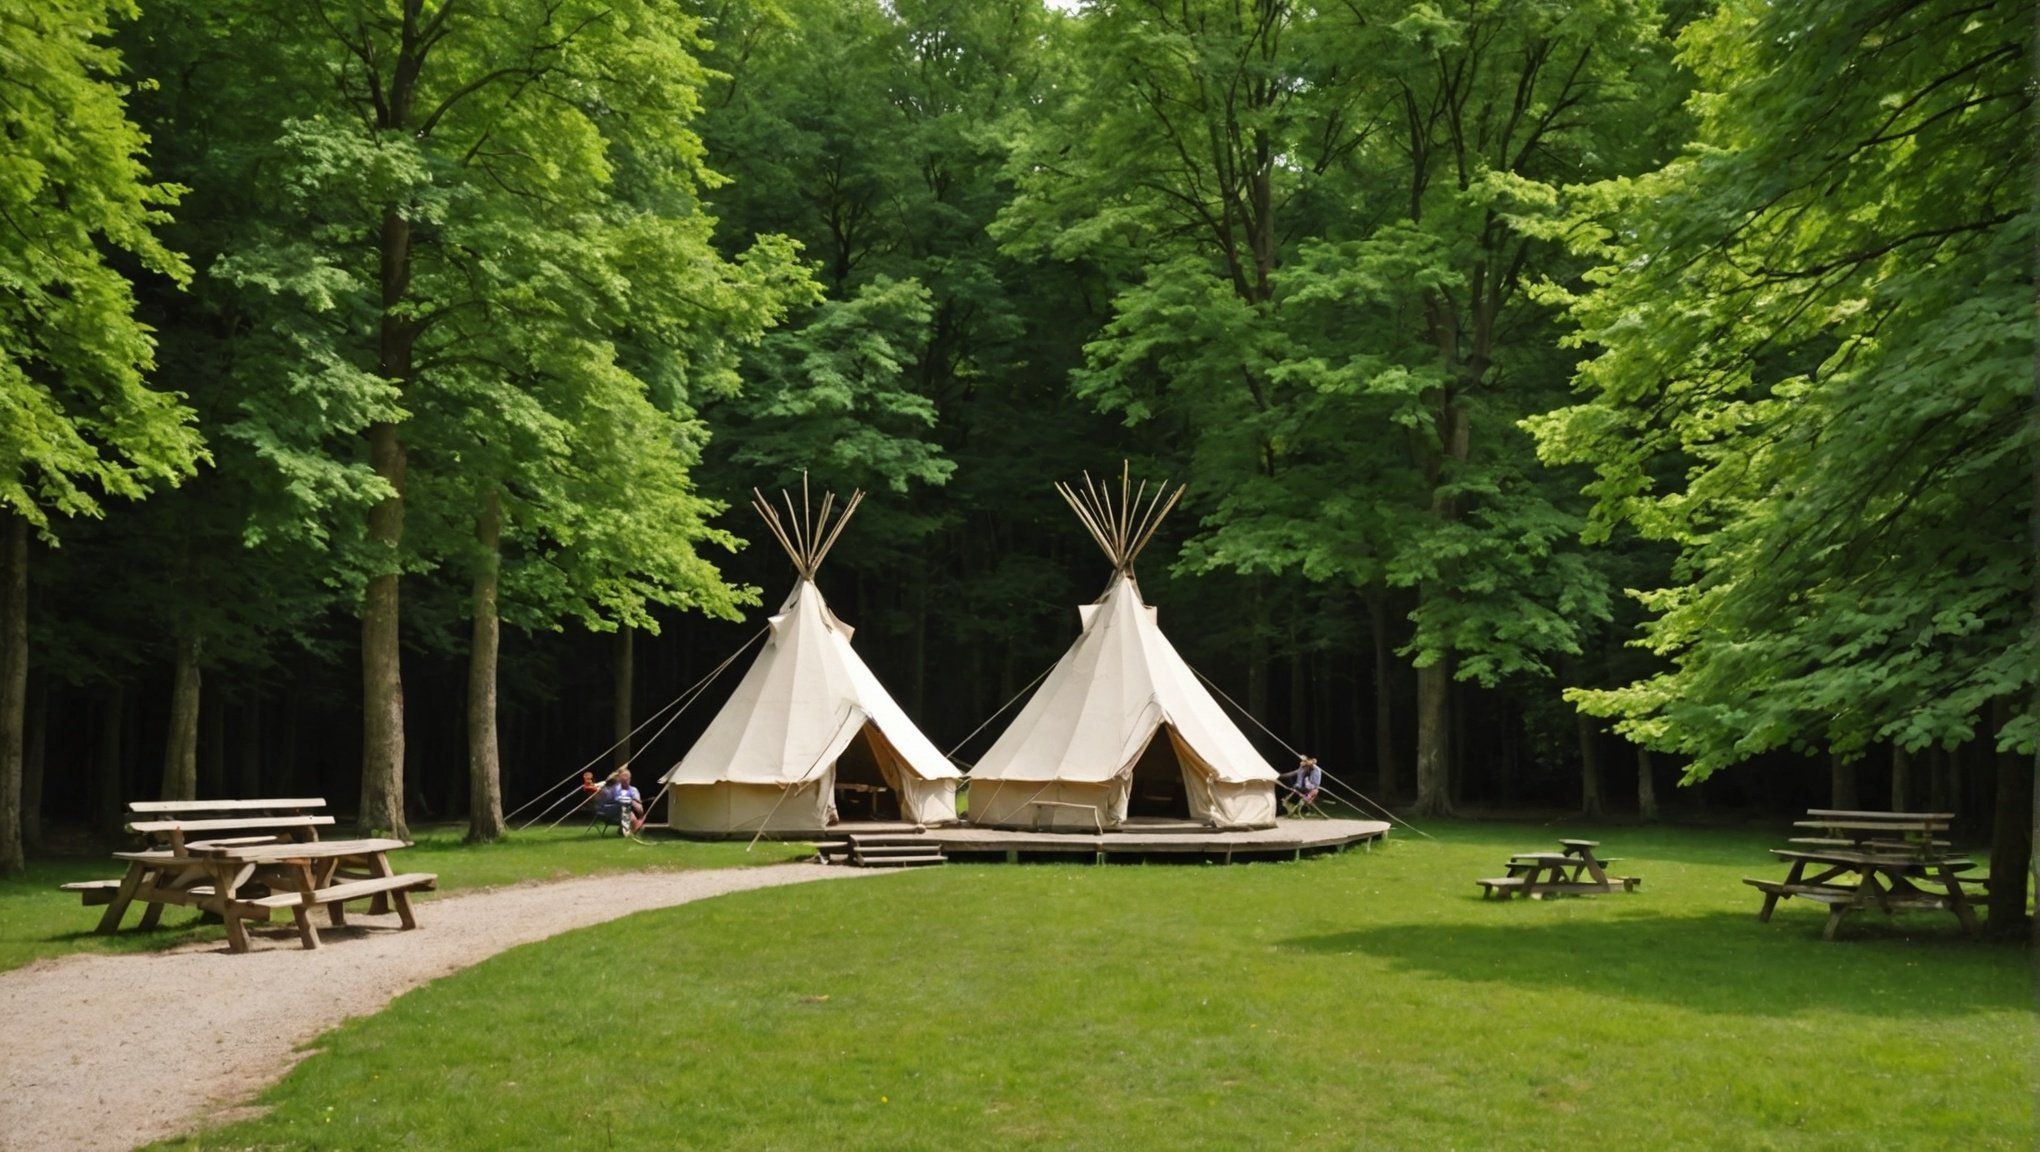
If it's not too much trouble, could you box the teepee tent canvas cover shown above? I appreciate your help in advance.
[967,470,1278,831]
[661,486,959,835]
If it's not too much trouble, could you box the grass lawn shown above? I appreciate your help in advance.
[0,825,808,973]
[148,822,2032,1151]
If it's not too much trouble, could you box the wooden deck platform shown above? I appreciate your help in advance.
[818,817,1389,863]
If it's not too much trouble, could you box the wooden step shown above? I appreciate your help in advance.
[851,843,939,855]
[856,854,946,867]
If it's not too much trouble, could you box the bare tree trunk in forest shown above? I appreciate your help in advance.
[160,634,201,801]
[1368,590,1395,802]
[0,513,25,876]
[1576,710,1603,818]
[1928,745,1950,810]
[361,417,408,836]
[1412,385,1469,819]
[1829,751,1858,810]
[1413,656,1453,817]
[467,481,505,840]
[466,488,505,843]
[22,678,45,850]
[1986,699,2031,938]
[612,626,634,771]
[1636,746,1658,821]
[1889,745,1911,812]
[1288,651,1307,753]
[279,688,300,795]
[910,575,928,717]
[2027,346,2037,934]
[236,700,262,798]
[200,689,225,797]
[95,685,124,837]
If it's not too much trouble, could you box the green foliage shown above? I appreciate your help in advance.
[997,0,1669,685]
[1533,0,2036,772]
[0,0,204,530]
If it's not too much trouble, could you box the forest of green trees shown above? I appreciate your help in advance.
[0,0,2032,925]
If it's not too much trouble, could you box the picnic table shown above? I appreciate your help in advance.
[63,798,436,953]
[1744,810,1985,940]
[1477,839,1642,900]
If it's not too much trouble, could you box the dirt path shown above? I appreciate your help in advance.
[0,863,862,1152]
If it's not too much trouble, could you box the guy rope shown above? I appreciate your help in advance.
[508,626,767,834]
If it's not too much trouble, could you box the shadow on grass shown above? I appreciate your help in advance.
[1278,910,2027,1018]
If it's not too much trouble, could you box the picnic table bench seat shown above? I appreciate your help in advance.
[59,879,125,906]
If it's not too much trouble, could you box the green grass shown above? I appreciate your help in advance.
[0,824,807,973]
[150,822,2033,1151]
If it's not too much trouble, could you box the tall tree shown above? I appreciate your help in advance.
[194,0,804,836]
[1534,0,2035,932]
[996,0,1665,813]
[0,0,205,872]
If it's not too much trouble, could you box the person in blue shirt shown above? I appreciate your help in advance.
[1281,756,1323,814]
[594,768,644,836]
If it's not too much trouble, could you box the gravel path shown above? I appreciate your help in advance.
[0,863,861,1152]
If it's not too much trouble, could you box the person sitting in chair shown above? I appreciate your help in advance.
[594,769,644,836]
[1281,756,1323,814]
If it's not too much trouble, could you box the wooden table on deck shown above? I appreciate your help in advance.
[1744,810,1983,940]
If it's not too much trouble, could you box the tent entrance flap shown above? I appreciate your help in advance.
[1124,726,1193,820]
[831,723,902,823]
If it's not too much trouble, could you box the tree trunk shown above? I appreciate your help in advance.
[1637,745,1658,821]
[611,625,635,772]
[95,685,124,837]
[359,417,409,837]
[160,634,201,801]
[1288,651,1307,752]
[1576,710,1603,818]
[199,685,225,798]
[1928,745,1950,810]
[1413,657,1453,817]
[465,488,505,843]
[1828,751,1859,810]
[236,699,262,798]
[278,687,301,795]
[22,678,46,850]
[1985,700,2032,939]
[0,512,26,876]
[1368,590,1395,802]
[360,188,416,839]
[1889,745,1911,812]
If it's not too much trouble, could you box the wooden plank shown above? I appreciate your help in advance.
[1793,819,1948,833]
[127,815,335,835]
[1804,809,1955,821]
[247,872,437,909]
[127,798,326,814]
[191,837,409,861]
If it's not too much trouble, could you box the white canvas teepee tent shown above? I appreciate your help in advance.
[662,482,960,835]
[967,467,1279,831]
